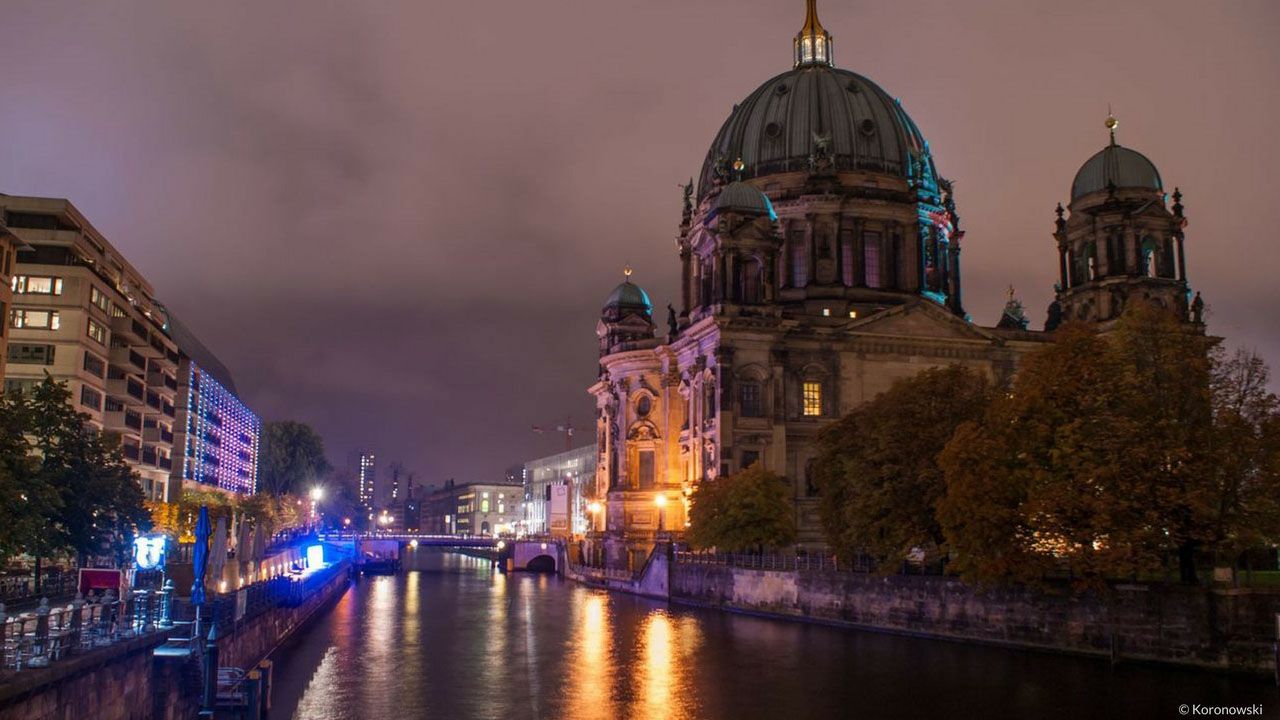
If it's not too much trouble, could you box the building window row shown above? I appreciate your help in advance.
[10,308,60,330]
[7,343,55,365]
[11,275,63,295]
[90,286,111,314]
[83,351,106,377]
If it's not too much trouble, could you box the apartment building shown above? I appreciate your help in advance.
[0,218,29,381]
[3,194,182,501]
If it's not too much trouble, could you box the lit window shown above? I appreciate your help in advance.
[11,308,60,330]
[802,381,823,417]
[848,310,858,319]
[12,276,63,295]
[481,499,490,513]
[822,308,830,317]
[87,318,108,345]
[90,286,111,313]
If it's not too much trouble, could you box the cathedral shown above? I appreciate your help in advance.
[588,1,1199,569]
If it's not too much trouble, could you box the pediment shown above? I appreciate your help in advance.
[844,300,998,342]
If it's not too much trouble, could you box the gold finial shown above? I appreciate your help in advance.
[623,264,633,279]
[1006,284,1016,302]
[1105,106,1118,145]
[732,157,746,173]
[801,0,826,36]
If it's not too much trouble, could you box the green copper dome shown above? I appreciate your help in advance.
[603,280,652,314]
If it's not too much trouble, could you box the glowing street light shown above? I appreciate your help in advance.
[654,493,667,531]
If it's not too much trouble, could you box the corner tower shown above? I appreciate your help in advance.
[1048,114,1198,329]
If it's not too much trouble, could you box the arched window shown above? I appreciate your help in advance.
[840,229,855,286]
[1140,236,1159,277]
[1105,232,1125,276]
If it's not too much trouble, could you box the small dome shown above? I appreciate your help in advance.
[603,280,652,314]
[1071,144,1162,201]
[710,182,777,219]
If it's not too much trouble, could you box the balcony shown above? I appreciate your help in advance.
[105,380,144,406]
[108,346,146,373]
[142,426,174,444]
[109,316,148,345]
[122,445,140,462]
[146,370,178,392]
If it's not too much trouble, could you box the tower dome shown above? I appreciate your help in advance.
[1070,114,1162,201]
[602,267,652,317]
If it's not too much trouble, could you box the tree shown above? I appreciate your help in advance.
[1201,348,1280,567]
[937,324,1130,586]
[259,421,332,496]
[687,464,796,552]
[937,303,1273,587]
[21,376,151,580]
[812,365,992,569]
[0,390,53,561]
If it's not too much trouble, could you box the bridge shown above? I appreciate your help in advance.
[320,532,500,548]
[319,533,564,572]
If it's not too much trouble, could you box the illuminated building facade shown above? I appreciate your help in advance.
[358,451,376,509]
[169,334,261,496]
[524,444,596,537]
[422,481,522,537]
[3,194,182,501]
[588,2,1204,569]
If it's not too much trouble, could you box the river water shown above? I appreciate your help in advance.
[267,552,1277,719]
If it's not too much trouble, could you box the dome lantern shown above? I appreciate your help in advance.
[794,0,833,68]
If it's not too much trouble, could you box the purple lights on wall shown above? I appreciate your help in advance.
[179,362,261,495]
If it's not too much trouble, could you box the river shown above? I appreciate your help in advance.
[267,551,1277,719]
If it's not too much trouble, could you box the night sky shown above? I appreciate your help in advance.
[2,1,1276,485]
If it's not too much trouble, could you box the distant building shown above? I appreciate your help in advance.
[421,480,521,537]
[523,444,596,537]
[357,451,376,509]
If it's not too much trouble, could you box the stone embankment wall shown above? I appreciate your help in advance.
[670,563,1280,673]
[0,561,352,720]
[0,631,200,720]
[217,563,351,673]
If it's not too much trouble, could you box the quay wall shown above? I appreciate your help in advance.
[0,561,352,720]
[669,562,1280,674]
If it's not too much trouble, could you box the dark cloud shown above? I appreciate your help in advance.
[2,0,1277,482]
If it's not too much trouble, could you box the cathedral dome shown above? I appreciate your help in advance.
[710,181,777,219]
[1070,116,1162,201]
[696,66,930,200]
[603,276,652,315]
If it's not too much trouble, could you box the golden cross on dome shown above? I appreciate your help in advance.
[1006,284,1016,302]
[623,265,633,279]
[1105,105,1118,145]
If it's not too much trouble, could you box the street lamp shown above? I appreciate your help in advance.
[654,493,667,532]
[587,501,603,532]
[309,486,324,529]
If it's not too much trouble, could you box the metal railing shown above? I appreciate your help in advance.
[0,583,179,674]
[674,551,879,574]
[0,574,79,607]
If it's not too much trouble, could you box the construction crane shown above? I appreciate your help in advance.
[532,415,575,452]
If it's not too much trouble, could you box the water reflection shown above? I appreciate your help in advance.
[268,552,1278,720]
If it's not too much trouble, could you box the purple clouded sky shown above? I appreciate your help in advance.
[2,0,1277,484]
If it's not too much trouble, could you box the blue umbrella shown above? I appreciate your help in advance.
[191,505,211,606]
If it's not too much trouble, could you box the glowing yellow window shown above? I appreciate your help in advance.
[802,381,822,417]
